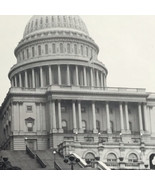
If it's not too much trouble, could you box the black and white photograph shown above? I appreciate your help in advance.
[0,6,155,185]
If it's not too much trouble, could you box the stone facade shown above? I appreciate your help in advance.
[0,15,155,169]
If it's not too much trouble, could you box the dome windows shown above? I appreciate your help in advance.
[32,47,35,57]
[74,44,77,54]
[67,43,71,53]
[38,45,41,55]
[52,43,56,53]
[45,44,48,54]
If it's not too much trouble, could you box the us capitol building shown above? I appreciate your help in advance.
[0,15,155,170]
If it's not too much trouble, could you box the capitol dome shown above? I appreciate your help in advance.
[10,15,107,91]
[23,15,89,38]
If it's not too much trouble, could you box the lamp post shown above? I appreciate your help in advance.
[24,137,28,149]
[64,154,80,170]
[53,150,56,169]
[119,133,122,142]
[98,132,101,143]
[140,132,143,144]
[75,131,78,141]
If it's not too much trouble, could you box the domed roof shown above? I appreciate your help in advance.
[23,15,89,38]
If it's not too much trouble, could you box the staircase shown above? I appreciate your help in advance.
[0,150,41,170]
[35,150,83,170]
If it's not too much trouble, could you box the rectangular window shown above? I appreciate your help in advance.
[27,105,32,112]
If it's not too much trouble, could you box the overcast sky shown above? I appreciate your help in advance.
[0,15,155,104]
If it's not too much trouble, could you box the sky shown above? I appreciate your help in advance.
[0,15,155,105]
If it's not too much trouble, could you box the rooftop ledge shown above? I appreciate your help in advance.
[9,85,146,95]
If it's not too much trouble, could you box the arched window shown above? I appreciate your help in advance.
[85,152,95,164]
[60,43,63,53]
[81,45,83,55]
[46,16,48,24]
[86,47,88,56]
[38,45,41,55]
[74,44,77,54]
[52,43,56,53]
[107,153,117,162]
[128,153,138,163]
[35,19,38,28]
[82,120,86,131]
[26,48,29,59]
[96,120,100,132]
[128,153,139,166]
[22,51,25,60]
[32,47,35,57]
[45,44,48,54]
[67,43,70,53]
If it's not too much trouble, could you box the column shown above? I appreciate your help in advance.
[138,103,143,133]
[72,101,77,132]
[19,73,22,87]
[90,68,94,87]
[11,79,14,87]
[119,102,125,133]
[32,68,35,88]
[67,65,70,85]
[78,101,83,133]
[48,66,52,85]
[51,100,57,132]
[125,103,130,132]
[104,74,107,87]
[25,71,28,88]
[143,103,148,132]
[83,66,87,86]
[106,102,111,133]
[14,76,17,87]
[75,65,79,86]
[96,70,99,87]
[100,73,103,88]
[58,65,61,85]
[58,100,63,133]
[92,102,97,133]
[40,67,43,87]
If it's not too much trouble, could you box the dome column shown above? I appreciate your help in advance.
[19,73,22,87]
[25,71,28,88]
[48,66,52,85]
[58,65,61,85]
[75,66,79,86]
[96,70,99,87]
[32,68,35,88]
[100,72,103,88]
[40,67,43,87]
[14,76,17,87]
[67,65,70,86]
[90,68,94,87]
[83,66,87,86]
